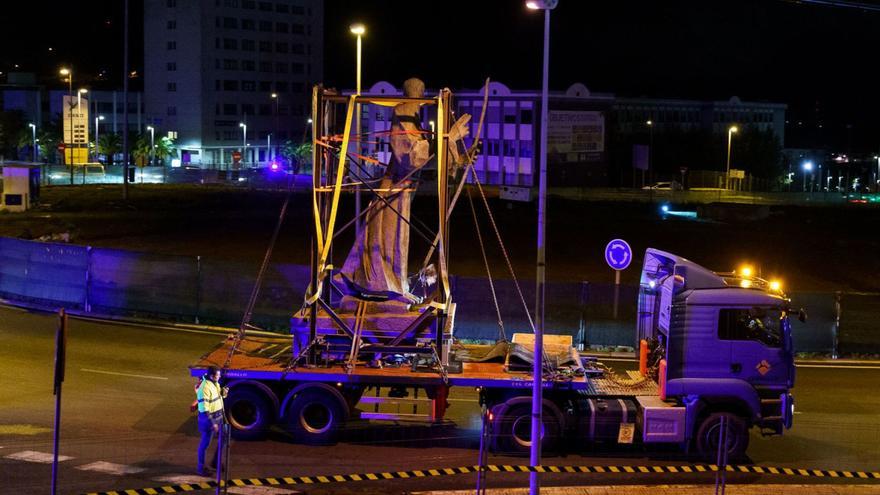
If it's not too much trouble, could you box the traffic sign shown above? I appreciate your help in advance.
[604,239,632,271]
[57,143,66,152]
[232,151,242,163]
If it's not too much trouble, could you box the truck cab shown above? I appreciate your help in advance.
[637,248,796,457]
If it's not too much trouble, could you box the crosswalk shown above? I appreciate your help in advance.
[3,449,300,494]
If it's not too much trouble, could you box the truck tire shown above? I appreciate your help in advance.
[284,389,345,445]
[494,403,561,456]
[695,412,749,461]
[225,386,275,441]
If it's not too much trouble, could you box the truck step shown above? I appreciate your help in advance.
[762,415,783,421]
[359,396,433,405]
[760,398,782,404]
[360,412,433,422]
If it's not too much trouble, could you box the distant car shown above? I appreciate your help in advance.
[168,165,204,184]
[642,181,682,191]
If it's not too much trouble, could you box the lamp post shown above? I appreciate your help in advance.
[239,122,247,166]
[725,125,738,189]
[526,2,556,494]
[94,115,104,162]
[28,123,37,162]
[350,22,366,242]
[267,133,271,166]
[802,161,813,192]
[271,93,279,161]
[146,125,155,167]
[646,120,653,187]
[59,67,74,184]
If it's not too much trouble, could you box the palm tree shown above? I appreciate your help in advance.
[131,134,151,182]
[153,136,177,165]
[280,140,312,174]
[97,132,122,166]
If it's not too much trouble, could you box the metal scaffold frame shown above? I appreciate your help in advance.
[302,86,455,369]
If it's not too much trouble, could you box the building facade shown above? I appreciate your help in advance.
[144,0,323,168]
[356,81,786,188]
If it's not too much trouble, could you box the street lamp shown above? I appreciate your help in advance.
[646,120,654,187]
[239,122,247,165]
[802,161,813,192]
[59,67,74,184]
[77,88,88,109]
[146,125,155,167]
[350,22,366,242]
[525,2,557,495]
[94,115,104,161]
[28,123,37,162]
[271,93,279,161]
[725,125,738,189]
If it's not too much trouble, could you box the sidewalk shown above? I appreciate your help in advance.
[416,485,880,495]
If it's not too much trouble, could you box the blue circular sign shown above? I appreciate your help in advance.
[605,239,632,271]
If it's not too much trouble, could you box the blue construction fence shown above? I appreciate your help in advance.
[0,236,873,354]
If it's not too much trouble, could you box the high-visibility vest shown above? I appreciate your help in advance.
[196,378,224,414]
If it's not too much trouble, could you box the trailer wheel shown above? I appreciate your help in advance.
[285,389,345,445]
[494,403,561,456]
[225,387,274,441]
[695,412,749,461]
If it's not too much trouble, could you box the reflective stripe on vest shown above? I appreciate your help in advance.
[196,379,223,414]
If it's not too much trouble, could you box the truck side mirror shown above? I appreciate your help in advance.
[797,308,807,323]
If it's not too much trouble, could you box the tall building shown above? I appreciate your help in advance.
[144,0,323,168]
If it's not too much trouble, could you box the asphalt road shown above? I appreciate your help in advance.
[1,305,878,495]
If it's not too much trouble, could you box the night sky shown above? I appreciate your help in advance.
[2,0,878,149]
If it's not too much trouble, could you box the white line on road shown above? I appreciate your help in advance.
[80,368,169,380]
[76,461,146,475]
[154,474,213,484]
[4,451,73,463]
[228,487,301,495]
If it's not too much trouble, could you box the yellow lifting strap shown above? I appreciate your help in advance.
[436,93,451,304]
[318,95,357,274]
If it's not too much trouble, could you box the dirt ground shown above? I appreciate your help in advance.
[2,184,878,293]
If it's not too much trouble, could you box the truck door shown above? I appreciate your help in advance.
[718,307,787,385]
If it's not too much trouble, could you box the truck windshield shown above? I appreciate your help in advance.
[718,307,783,347]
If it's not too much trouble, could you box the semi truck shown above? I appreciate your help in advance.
[191,247,798,459]
[190,87,798,460]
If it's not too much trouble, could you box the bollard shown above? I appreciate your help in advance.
[639,339,648,376]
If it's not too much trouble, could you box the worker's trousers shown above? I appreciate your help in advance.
[197,412,221,470]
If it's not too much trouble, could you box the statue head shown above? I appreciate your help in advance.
[403,78,425,98]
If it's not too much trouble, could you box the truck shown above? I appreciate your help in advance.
[190,86,798,460]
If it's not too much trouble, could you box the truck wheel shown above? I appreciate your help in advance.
[494,404,561,456]
[225,387,274,441]
[695,412,749,461]
[285,389,345,445]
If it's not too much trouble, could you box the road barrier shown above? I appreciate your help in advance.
[79,463,880,495]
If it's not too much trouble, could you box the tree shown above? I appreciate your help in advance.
[131,134,150,168]
[280,140,312,174]
[734,126,783,181]
[0,110,27,160]
[97,132,122,165]
[153,136,177,165]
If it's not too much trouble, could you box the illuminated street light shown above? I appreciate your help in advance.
[802,161,813,192]
[146,125,155,167]
[60,67,74,184]
[525,1,558,494]
[350,22,366,242]
[94,115,104,161]
[239,122,247,165]
[28,123,37,162]
[77,88,88,109]
[725,125,738,189]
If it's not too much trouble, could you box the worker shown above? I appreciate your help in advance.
[196,366,228,476]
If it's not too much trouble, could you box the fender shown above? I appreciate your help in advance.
[225,379,280,412]
[280,382,350,421]
[666,378,761,422]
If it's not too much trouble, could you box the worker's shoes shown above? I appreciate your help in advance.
[196,466,213,477]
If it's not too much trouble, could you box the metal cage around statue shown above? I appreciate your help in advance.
[292,84,468,374]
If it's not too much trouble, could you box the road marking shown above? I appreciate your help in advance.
[5,450,73,463]
[0,424,52,435]
[76,461,145,475]
[80,368,169,380]
[154,474,213,484]
[796,364,880,370]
